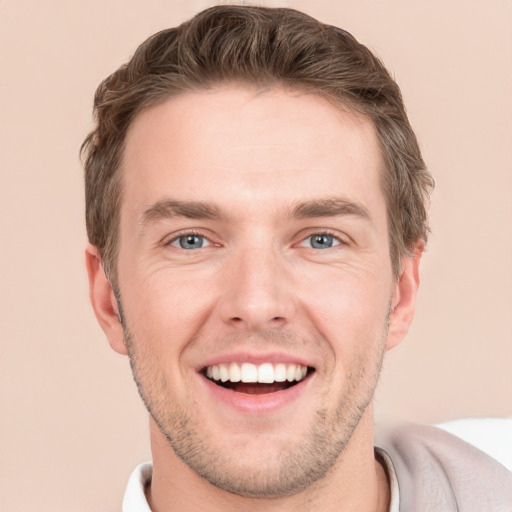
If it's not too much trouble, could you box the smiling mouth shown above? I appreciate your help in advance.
[202,362,315,395]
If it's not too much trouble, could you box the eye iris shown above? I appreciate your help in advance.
[179,235,203,249]
[311,234,333,249]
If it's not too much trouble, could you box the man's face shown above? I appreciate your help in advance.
[110,87,406,497]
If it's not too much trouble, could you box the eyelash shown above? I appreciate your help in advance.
[164,229,345,250]
[299,230,345,249]
[165,230,215,248]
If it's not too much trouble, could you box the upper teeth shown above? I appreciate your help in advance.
[206,363,308,384]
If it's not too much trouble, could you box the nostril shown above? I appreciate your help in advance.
[226,315,288,330]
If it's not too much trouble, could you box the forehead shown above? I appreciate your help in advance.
[121,86,386,223]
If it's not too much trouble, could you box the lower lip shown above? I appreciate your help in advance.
[200,374,313,414]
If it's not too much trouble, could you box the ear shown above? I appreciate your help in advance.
[386,240,424,351]
[85,244,128,355]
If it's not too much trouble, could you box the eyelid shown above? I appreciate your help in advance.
[161,228,348,249]
[296,229,347,248]
[164,229,216,248]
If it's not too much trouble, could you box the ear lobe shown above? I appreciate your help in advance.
[386,241,424,351]
[85,244,128,355]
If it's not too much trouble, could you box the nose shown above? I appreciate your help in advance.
[217,245,296,331]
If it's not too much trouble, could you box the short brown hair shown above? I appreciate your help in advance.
[82,5,433,283]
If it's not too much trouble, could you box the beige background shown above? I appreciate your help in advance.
[1,0,511,510]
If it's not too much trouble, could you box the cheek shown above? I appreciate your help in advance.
[298,268,392,363]
[119,267,219,353]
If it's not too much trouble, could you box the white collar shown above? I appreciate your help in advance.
[122,462,153,512]
[375,447,400,512]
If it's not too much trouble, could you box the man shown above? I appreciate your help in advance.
[82,5,512,511]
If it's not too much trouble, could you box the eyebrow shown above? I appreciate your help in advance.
[140,199,226,227]
[139,196,371,228]
[289,197,371,221]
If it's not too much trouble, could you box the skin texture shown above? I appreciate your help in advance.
[86,87,422,512]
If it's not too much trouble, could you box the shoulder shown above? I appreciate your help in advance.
[437,417,512,470]
[376,421,512,512]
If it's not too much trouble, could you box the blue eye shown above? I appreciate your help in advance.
[171,234,207,250]
[307,234,339,249]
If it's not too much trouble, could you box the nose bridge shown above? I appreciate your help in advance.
[219,237,294,330]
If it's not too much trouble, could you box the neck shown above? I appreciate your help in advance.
[146,409,390,512]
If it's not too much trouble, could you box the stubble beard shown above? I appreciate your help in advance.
[120,311,387,498]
